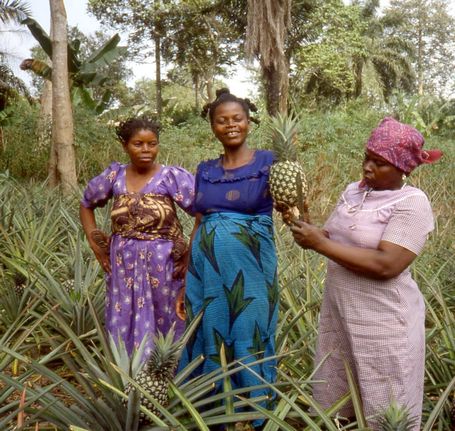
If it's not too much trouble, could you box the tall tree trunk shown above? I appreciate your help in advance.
[154,34,162,119]
[245,0,291,116]
[154,0,162,119]
[194,74,199,111]
[262,63,281,116]
[50,0,77,194]
[417,27,424,95]
[353,57,363,98]
[206,76,215,103]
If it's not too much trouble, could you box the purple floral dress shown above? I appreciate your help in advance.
[81,162,195,357]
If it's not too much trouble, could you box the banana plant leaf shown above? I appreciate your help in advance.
[21,17,80,72]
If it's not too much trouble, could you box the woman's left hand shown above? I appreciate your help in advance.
[176,288,186,321]
[290,220,328,250]
[173,256,188,280]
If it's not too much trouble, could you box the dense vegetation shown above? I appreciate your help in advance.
[1,0,454,429]
[0,100,453,430]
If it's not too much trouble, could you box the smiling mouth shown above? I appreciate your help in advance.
[226,131,239,137]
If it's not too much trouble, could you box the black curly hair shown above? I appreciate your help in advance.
[115,116,160,145]
[201,88,259,125]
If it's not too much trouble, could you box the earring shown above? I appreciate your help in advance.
[401,173,407,188]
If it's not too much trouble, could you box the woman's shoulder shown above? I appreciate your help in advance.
[160,165,194,177]
[197,156,221,171]
[89,161,125,182]
[255,149,276,161]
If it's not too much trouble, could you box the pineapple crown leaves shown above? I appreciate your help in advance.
[146,326,181,377]
[107,333,149,383]
[145,311,204,375]
[267,112,301,163]
[377,400,419,431]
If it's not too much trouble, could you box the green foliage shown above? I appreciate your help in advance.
[292,1,365,104]
[383,0,455,97]
[0,0,30,24]
[293,0,415,106]
[388,92,455,137]
[0,101,453,429]
[377,400,418,430]
[21,18,127,113]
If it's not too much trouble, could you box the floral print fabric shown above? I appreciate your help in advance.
[81,162,195,357]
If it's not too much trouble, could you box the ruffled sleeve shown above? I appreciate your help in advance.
[381,193,434,255]
[80,162,121,209]
[160,166,195,215]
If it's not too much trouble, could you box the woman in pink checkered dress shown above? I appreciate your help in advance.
[290,118,442,430]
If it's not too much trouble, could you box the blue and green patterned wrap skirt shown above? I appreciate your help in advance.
[179,211,279,414]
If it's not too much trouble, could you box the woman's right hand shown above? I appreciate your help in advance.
[290,220,328,250]
[91,243,111,274]
[89,230,111,274]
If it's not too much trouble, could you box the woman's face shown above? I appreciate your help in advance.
[362,150,404,190]
[211,101,250,149]
[123,129,159,169]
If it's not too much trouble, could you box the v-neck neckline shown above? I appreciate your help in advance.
[123,164,163,194]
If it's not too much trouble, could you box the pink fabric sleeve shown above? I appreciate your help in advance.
[80,162,121,209]
[381,193,434,255]
[161,166,195,214]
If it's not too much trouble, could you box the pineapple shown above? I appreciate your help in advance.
[124,328,181,423]
[268,113,308,221]
[61,278,76,293]
[377,400,418,431]
[13,273,27,297]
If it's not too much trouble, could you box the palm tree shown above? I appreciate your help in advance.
[351,0,415,101]
[0,0,32,149]
[245,0,292,115]
[0,0,30,24]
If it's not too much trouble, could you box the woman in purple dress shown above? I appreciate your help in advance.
[290,117,442,430]
[80,117,195,358]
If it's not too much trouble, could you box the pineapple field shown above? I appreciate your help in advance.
[0,104,454,430]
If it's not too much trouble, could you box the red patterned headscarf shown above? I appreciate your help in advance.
[366,117,443,174]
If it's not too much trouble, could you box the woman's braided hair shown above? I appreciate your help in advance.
[115,116,160,145]
[201,88,259,125]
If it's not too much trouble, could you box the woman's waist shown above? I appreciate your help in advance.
[202,211,272,223]
[198,212,274,244]
[111,228,183,241]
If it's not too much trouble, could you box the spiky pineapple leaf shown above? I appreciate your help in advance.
[267,113,301,162]
[209,328,236,366]
[377,400,418,431]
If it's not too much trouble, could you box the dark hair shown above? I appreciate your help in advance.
[201,88,259,125]
[115,116,160,145]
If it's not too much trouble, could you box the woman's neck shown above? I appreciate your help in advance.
[222,146,254,169]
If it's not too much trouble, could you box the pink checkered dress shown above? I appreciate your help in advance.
[313,181,434,430]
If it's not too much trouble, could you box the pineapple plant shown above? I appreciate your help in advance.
[268,113,309,222]
[124,327,182,423]
[451,395,455,430]
[377,400,418,431]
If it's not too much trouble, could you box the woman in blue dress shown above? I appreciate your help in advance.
[178,88,278,430]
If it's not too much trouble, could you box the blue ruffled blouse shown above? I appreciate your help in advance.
[194,149,276,216]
